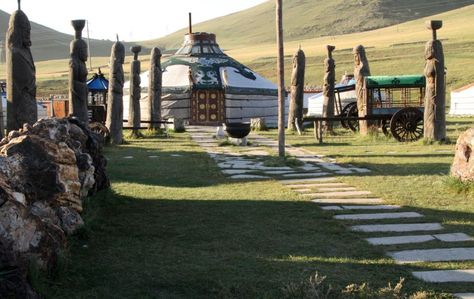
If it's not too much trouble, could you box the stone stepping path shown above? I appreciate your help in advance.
[388,247,474,264]
[280,177,337,184]
[367,233,473,246]
[322,205,400,211]
[351,223,444,233]
[312,198,384,204]
[287,182,343,188]
[317,187,357,192]
[188,126,474,295]
[305,190,372,197]
[334,212,423,221]
[412,270,474,283]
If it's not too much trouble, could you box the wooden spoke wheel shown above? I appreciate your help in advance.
[340,102,356,129]
[389,108,423,142]
[346,103,359,132]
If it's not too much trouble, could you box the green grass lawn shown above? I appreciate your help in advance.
[38,121,474,298]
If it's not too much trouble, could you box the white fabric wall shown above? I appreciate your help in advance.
[449,86,474,115]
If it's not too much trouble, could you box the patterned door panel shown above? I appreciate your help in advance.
[191,90,225,125]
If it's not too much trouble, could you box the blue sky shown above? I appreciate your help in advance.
[0,0,268,41]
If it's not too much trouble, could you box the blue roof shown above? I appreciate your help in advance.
[87,72,109,91]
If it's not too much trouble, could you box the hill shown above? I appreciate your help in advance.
[143,0,474,51]
[0,10,141,62]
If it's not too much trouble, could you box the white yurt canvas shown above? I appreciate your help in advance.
[124,32,285,127]
[449,83,474,116]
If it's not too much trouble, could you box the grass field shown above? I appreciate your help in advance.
[36,117,474,298]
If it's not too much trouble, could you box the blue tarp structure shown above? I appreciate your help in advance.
[87,69,109,91]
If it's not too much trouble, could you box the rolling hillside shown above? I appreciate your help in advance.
[0,10,142,62]
[143,0,474,51]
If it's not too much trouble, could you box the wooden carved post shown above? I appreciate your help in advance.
[129,45,142,138]
[353,45,371,135]
[69,20,89,124]
[287,47,305,131]
[105,37,125,144]
[323,45,336,132]
[148,47,162,130]
[424,20,446,141]
[6,0,37,135]
[276,0,285,157]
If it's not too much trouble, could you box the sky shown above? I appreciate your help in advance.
[0,0,268,41]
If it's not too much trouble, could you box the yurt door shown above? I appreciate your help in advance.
[191,90,225,125]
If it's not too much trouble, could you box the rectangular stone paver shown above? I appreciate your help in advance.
[282,173,328,178]
[351,223,443,233]
[287,182,342,188]
[313,198,384,204]
[293,188,313,193]
[321,206,344,211]
[317,187,357,192]
[388,247,474,264]
[280,177,337,184]
[412,269,474,282]
[230,174,269,180]
[335,212,423,221]
[366,233,472,246]
[454,293,474,299]
[307,190,372,197]
[367,235,436,245]
[434,233,473,242]
[341,205,401,210]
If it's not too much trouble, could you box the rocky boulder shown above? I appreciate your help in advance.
[0,117,109,298]
[451,128,474,182]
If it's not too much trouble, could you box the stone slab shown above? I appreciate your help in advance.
[307,190,372,197]
[341,205,401,210]
[279,177,337,184]
[264,170,296,175]
[318,187,357,192]
[282,173,328,178]
[222,169,253,175]
[287,182,342,188]
[335,212,423,221]
[412,269,474,283]
[367,235,435,245]
[321,206,344,211]
[388,247,474,264]
[351,223,443,233]
[454,293,474,299]
[434,233,474,242]
[292,188,312,193]
[230,174,269,180]
[312,198,384,204]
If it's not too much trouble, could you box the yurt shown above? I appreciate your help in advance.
[449,83,474,116]
[124,32,282,127]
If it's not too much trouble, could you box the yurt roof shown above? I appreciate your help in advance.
[124,32,277,96]
[452,82,474,93]
[87,70,109,91]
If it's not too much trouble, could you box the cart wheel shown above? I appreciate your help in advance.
[389,108,423,142]
[89,122,110,141]
[340,102,356,129]
[346,103,359,132]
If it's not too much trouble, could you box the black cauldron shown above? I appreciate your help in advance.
[224,122,251,139]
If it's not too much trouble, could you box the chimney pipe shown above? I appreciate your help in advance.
[189,12,192,34]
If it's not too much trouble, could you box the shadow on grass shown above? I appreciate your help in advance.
[43,188,474,298]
